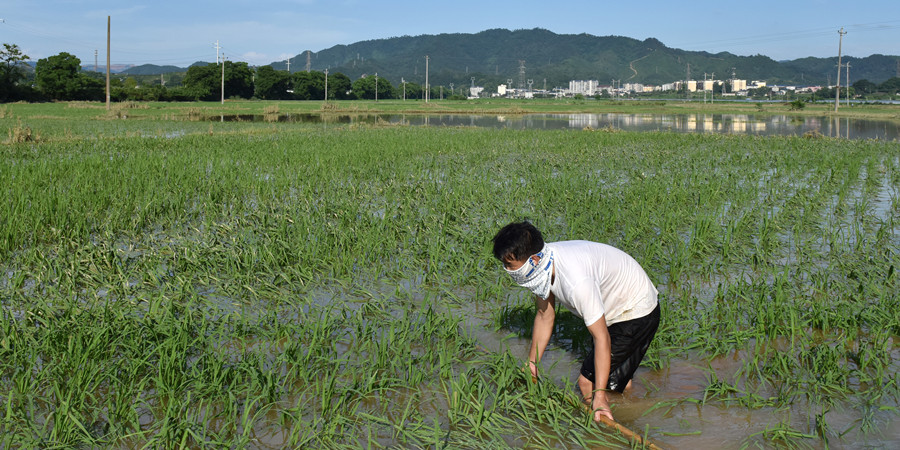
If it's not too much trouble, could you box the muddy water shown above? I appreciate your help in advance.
[460,296,900,449]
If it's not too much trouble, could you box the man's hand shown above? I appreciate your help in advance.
[592,392,614,423]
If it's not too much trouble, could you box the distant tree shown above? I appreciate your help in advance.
[181,65,215,100]
[817,86,835,99]
[327,72,353,100]
[400,81,422,100]
[35,52,102,100]
[352,74,395,100]
[747,87,770,99]
[879,77,900,94]
[36,52,81,100]
[852,79,877,95]
[0,43,30,101]
[254,65,292,100]
[183,61,253,101]
[292,71,326,100]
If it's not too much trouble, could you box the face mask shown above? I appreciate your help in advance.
[505,245,554,299]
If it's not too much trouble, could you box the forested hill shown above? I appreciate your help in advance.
[129,28,898,87]
[272,28,898,88]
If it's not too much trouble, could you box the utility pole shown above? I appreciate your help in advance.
[324,68,328,103]
[425,55,430,103]
[214,40,221,65]
[449,82,453,97]
[374,72,378,102]
[710,72,715,103]
[221,53,225,104]
[94,50,98,72]
[835,27,846,112]
[106,16,110,111]
[402,78,406,100]
[845,62,851,106]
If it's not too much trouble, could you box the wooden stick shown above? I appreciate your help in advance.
[479,345,663,448]
[532,375,663,449]
[574,396,663,450]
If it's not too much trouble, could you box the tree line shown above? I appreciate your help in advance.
[1,46,449,103]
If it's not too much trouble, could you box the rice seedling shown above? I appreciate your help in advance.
[0,101,897,447]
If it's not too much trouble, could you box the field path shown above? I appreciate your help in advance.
[628,53,653,80]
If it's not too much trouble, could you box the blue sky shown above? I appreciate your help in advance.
[2,1,898,67]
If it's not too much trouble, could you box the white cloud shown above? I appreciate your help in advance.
[239,51,272,66]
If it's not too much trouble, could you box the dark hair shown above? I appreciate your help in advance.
[492,221,545,262]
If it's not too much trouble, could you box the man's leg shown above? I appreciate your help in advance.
[578,374,594,403]
[606,304,660,392]
[579,304,660,394]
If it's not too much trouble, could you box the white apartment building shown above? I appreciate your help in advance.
[569,80,599,96]
[623,83,645,93]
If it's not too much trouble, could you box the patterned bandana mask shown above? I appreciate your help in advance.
[505,245,554,300]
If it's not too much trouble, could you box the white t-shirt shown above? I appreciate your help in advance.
[548,240,658,327]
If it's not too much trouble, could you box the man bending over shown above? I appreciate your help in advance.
[492,221,660,423]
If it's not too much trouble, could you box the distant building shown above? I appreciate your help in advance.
[623,83,645,93]
[569,80,599,96]
[663,81,698,92]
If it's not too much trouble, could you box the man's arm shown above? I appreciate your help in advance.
[528,293,555,379]
[586,316,613,422]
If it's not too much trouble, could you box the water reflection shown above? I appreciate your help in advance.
[204,113,900,140]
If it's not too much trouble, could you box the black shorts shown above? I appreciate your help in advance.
[580,303,660,393]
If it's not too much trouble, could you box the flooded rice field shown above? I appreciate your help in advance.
[204,112,900,140]
[1,115,899,448]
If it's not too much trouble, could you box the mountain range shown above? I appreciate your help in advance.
[120,28,899,88]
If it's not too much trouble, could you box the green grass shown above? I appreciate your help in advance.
[0,103,898,447]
